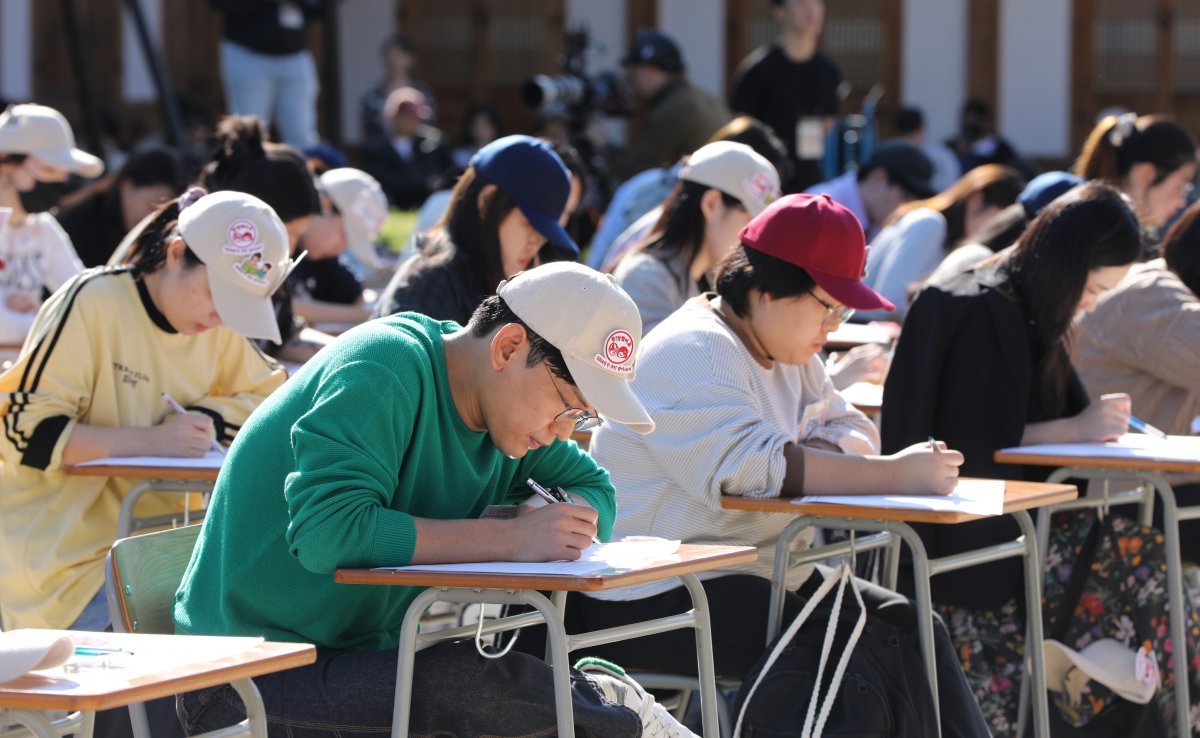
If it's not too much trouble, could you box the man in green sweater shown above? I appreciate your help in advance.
[174,262,693,736]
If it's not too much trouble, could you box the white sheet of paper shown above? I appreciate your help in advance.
[46,633,265,680]
[839,381,883,409]
[798,478,1005,516]
[998,434,1200,464]
[375,539,682,575]
[73,449,226,469]
[826,323,893,347]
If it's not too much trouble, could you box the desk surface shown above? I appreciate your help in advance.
[335,544,757,591]
[995,442,1200,474]
[826,322,897,349]
[720,479,1077,524]
[0,632,314,712]
[63,456,222,482]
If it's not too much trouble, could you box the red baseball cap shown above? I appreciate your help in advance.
[738,193,895,312]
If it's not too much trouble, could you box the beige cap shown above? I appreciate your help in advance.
[497,262,654,434]
[0,630,74,684]
[0,104,104,178]
[1044,639,1157,706]
[178,190,297,344]
[320,168,389,269]
[680,141,780,216]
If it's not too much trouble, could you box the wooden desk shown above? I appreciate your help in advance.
[64,457,222,538]
[995,439,1200,738]
[0,631,314,738]
[337,544,757,738]
[723,480,1076,738]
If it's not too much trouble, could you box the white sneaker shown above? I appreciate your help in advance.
[587,672,699,738]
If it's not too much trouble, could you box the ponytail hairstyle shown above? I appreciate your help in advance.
[1074,114,1196,185]
[126,186,208,274]
[200,116,320,223]
[885,164,1025,251]
[1005,181,1143,415]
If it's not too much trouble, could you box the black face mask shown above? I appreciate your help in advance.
[18,180,71,213]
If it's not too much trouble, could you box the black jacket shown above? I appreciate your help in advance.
[882,262,1088,611]
[360,129,453,210]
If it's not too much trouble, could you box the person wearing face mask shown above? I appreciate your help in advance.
[881,182,1144,732]
[1073,112,1198,236]
[0,104,103,345]
[0,188,289,635]
[610,141,781,334]
[375,135,579,324]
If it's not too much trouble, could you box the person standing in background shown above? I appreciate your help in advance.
[359,35,438,143]
[730,0,842,193]
[209,0,325,149]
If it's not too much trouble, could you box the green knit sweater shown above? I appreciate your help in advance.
[174,314,615,651]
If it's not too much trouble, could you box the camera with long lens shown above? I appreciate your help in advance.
[520,28,632,124]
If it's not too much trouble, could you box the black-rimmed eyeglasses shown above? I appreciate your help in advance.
[545,363,603,432]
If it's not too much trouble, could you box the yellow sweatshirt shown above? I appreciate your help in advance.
[0,267,286,629]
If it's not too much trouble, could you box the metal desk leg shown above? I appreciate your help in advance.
[679,573,721,738]
[230,678,269,738]
[1147,471,1192,738]
[392,587,446,738]
[766,517,813,644]
[890,522,941,737]
[515,590,576,738]
[546,590,568,665]
[1014,510,1050,738]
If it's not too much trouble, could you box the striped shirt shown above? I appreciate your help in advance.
[587,294,879,600]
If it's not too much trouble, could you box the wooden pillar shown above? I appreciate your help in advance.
[1070,0,1096,154]
[966,0,999,113]
[1155,0,1177,115]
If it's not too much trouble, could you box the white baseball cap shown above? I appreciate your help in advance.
[1044,638,1158,706]
[680,141,780,216]
[497,262,654,434]
[178,190,297,344]
[0,631,74,684]
[320,168,389,270]
[0,104,104,178]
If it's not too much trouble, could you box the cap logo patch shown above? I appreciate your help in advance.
[1135,643,1159,688]
[595,329,635,374]
[352,191,387,232]
[233,251,273,287]
[743,171,777,208]
[224,219,261,254]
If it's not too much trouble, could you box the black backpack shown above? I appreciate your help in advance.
[732,565,939,738]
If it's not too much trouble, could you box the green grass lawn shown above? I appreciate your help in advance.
[380,209,420,254]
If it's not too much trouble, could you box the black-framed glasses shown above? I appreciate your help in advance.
[545,363,603,432]
[807,292,855,328]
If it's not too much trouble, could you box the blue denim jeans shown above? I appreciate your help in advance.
[219,41,319,149]
[177,640,641,737]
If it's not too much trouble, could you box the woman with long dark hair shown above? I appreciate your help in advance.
[375,135,579,324]
[881,181,1144,730]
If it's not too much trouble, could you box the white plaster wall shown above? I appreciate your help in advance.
[565,0,627,80]
[1,0,33,101]
[659,0,725,99]
[998,0,1071,157]
[122,0,161,102]
[339,0,397,144]
[901,0,967,145]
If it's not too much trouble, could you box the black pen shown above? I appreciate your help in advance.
[526,478,600,544]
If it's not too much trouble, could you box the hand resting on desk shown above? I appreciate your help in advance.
[61,412,217,465]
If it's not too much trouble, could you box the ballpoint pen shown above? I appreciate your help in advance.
[1129,416,1168,440]
[928,436,941,454]
[162,392,225,454]
[74,646,134,656]
[526,478,601,544]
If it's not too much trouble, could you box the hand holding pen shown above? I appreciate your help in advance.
[162,392,225,455]
[527,478,601,545]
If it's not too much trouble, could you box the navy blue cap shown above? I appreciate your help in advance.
[469,135,578,256]
[1018,171,1085,219]
[620,30,684,73]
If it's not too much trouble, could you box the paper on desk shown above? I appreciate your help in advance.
[839,381,883,409]
[30,632,265,680]
[376,539,682,575]
[827,323,894,346]
[999,434,1200,464]
[73,449,226,468]
[798,478,1005,516]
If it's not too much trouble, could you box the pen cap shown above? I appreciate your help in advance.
[497,262,654,434]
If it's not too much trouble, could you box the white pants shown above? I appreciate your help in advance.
[219,40,320,149]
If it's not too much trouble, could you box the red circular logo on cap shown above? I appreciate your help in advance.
[228,220,258,249]
[604,330,634,365]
